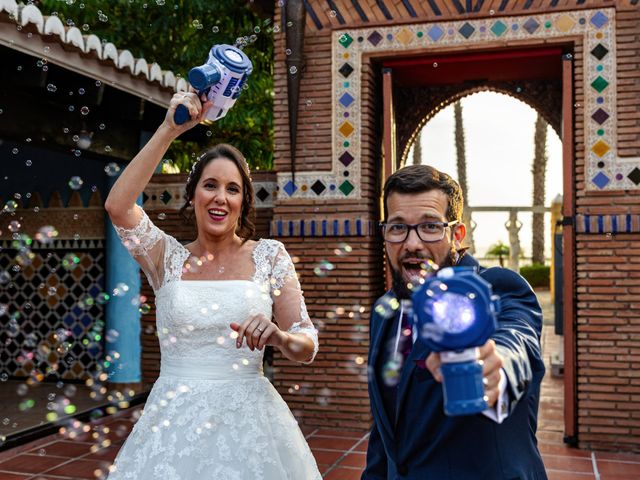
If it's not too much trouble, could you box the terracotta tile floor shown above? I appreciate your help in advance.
[0,326,638,479]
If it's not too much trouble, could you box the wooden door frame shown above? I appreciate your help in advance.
[561,53,577,445]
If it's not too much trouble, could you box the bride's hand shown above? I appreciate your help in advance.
[230,314,286,351]
[162,89,213,134]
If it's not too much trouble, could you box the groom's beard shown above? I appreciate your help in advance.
[390,249,459,300]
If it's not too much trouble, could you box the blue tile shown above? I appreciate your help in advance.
[458,22,475,39]
[590,11,608,29]
[339,92,355,108]
[428,25,444,42]
[523,18,539,34]
[283,180,297,196]
[592,171,610,189]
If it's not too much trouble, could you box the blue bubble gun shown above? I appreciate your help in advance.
[412,266,500,416]
[174,44,253,125]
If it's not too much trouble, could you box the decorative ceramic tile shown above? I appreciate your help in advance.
[277,7,639,198]
[143,181,276,209]
[269,218,374,237]
[577,214,640,234]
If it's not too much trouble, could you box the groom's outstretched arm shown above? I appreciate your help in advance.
[362,422,387,479]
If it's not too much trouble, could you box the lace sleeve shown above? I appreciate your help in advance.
[269,241,319,364]
[112,206,167,291]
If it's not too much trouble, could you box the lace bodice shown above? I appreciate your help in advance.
[113,207,318,363]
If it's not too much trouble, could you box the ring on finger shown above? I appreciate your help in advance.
[256,326,265,332]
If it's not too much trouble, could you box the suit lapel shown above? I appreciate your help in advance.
[394,337,431,426]
[369,295,396,438]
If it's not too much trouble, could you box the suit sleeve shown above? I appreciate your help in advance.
[362,422,387,480]
[482,267,545,414]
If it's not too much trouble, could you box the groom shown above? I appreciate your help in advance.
[363,165,547,479]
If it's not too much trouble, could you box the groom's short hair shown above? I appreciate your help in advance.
[383,165,464,223]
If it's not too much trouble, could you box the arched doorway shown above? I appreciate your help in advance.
[378,45,578,443]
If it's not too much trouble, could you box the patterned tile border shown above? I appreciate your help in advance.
[576,213,640,234]
[277,8,640,199]
[143,181,277,209]
[269,217,375,237]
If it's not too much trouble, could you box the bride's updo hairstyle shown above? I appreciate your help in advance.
[180,144,256,242]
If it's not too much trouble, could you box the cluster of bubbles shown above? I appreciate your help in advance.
[313,260,334,277]
[35,225,59,244]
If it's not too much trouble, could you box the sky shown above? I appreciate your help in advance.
[407,91,563,261]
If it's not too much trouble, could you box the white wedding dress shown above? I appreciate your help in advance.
[108,209,321,480]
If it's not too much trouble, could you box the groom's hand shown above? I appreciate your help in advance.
[425,339,503,407]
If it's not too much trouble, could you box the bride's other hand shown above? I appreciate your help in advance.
[230,314,286,351]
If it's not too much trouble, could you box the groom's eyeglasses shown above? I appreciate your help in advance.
[380,220,458,243]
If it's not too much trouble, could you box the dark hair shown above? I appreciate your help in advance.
[179,144,256,242]
[383,164,463,222]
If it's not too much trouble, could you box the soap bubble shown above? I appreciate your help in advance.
[104,162,120,176]
[68,176,83,190]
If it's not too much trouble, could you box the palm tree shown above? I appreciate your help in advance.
[531,114,548,265]
[412,130,422,165]
[486,241,510,268]
[454,101,475,253]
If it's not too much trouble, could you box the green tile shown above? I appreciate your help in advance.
[339,33,353,48]
[491,21,507,37]
[339,180,354,196]
[591,76,609,93]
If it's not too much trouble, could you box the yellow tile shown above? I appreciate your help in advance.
[339,121,354,137]
[555,15,576,33]
[592,140,610,157]
[396,28,414,46]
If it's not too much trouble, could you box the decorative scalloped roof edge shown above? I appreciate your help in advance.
[0,0,186,106]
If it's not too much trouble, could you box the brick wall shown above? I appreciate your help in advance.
[271,4,385,430]
[574,7,640,452]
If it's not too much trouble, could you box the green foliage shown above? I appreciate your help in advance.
[485,241,509,267]
[519,263,550,289]
[38,0,274,170]
[485,241,509,258]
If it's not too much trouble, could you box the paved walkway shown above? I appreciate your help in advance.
[0,325,638,478]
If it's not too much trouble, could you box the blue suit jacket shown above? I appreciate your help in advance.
[363,255,547,479]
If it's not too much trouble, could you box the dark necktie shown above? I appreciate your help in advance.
[398,299,414,362]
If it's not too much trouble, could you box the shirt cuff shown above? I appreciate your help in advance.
[481,368,509,424]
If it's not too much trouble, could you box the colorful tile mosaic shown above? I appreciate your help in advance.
[577,213,640,234]
[143,182,277,209]
[277,8,639,198]
[269,218,374,237]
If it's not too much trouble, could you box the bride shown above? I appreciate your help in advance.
[104,91,321,479]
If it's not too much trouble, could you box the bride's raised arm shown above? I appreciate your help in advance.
[104,91,212,290]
